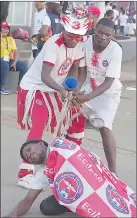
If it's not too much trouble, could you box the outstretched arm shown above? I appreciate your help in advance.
[4,189,42,217]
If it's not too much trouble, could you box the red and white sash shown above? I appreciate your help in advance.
[44,138,136,217]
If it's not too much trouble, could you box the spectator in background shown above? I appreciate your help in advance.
[31,1,46,58]
[104,9,114,20]
[105,2,113,11]
[119,7,124,15]
[119,9,128,35]
[133,10,136,21]
[112,5,119,34]
[37,2,62,51]
[132,19,136,34]
[86,5,101,35]
[124,18,136,36]
[0,22,27,95]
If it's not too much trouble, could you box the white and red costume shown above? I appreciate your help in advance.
[17,13,92,188]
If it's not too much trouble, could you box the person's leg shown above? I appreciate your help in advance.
[122,26,124,35]
[18,91,49,189]
[32,49,38,58]
[114,25,118,34]
[15,60,28,86]
[0,58,10,94]
[99,127,117,174]
[87,93,121,174]
[40,195,71,216]
[120,26,122,35]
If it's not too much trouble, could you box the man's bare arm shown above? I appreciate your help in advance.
[41,63,64,92]
[4,189,42,217]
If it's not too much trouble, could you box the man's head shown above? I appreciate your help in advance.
[62,29,83,48]
[35,1,45,11]
[46,2,62,15]
[105,10,114,20]
[61,13,92,48]
[20,140,48,164]
[94,18,114,50]
[112,5,117,10]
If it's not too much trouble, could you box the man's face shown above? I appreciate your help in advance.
[94,24,113,49]
[63,31,83,48]
[22,142,47,164]
[35,1,44,11]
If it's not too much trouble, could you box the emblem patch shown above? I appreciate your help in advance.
[55,172,83,204]
[106,185,129,214]
[52,139,77,150]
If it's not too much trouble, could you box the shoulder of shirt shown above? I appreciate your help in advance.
[110,39,122,52]
[46,34,63,47]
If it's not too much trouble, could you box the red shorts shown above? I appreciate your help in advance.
[17,87,87,144]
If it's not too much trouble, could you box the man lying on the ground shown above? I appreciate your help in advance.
[4,138,136,217]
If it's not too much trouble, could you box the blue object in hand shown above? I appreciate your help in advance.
[64,77,78,91]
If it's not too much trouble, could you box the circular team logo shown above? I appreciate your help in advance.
[55,172,83,204]
[52,139,77,150]
[58,58,72,76]
[102,60,109,67]
[130,193,136,205]
[106,185,129,214]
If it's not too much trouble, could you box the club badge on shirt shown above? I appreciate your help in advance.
[58,58,72,76]
[102,60,109,67]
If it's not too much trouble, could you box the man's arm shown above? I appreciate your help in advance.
[41,63,65,93]
[5,189,42,217]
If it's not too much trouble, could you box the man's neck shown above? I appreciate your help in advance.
[37,7,44,12]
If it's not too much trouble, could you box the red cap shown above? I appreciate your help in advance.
[1,21,10,28]
[86,6,101,17]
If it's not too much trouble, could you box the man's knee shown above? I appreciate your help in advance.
[40,196,70,216]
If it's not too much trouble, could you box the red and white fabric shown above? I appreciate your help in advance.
[44,138,136,217]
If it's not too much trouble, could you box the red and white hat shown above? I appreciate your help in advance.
[85,5,101,17]
[1,21,10,29]
[61,14,92,35]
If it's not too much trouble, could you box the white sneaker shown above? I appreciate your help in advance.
[18,174,35,189]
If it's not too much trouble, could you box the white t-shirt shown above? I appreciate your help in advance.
[33,9,48,35]
[133,14,136,21]
[119,14,128,26]
[105,4,112,11]
[32,9,49,50]
[42,14,51,26]
[113,9,119,25]
[20,34,84,92]
[31,166,49,190]
[124,23,135,35]
[79,35,122,94]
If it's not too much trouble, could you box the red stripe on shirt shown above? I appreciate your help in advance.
[43,61,55,67]
[74,57,84,62]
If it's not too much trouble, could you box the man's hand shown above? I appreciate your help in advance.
[11,61,16,71]
[59,88,69,101]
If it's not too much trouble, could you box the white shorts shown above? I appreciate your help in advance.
[87,92,121,130]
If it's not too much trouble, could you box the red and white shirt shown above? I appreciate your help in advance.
[79,35,122,94]
[20,34,84,92]
[31,138,136,218]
